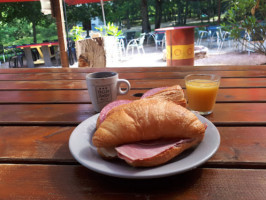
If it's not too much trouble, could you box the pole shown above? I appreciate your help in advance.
[51,0,69,68]
[100,0,106,27]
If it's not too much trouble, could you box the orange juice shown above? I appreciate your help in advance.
[185,77,220,114]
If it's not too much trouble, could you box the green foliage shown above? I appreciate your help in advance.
[0,18,57,46]
[69,26,86,41]
[0,2,58,45]
[37,23,58,41]
[65,3,101,30]
[95,22,123,37]
[222,0,266,54]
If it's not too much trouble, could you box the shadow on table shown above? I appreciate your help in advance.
[49,143,203,198]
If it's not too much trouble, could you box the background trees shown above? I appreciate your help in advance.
[0,2,57,45]
[1,0,261,48]
[65,3,102,37]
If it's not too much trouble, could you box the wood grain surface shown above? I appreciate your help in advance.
[0,88,266,103]
[0,65,265,74]
[0,70,265,81]
[0,78,265,90]
[0,103,265,125]
[0,165,265,200]
[1,126,265,168]
[0,66,265,199]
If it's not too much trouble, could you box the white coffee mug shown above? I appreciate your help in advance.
[86,72,131,112]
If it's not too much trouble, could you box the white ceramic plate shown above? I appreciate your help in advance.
[69,113,220,179]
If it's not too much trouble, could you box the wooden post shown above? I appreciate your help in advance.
[51,0,69,68]
[41,46,53,67]
[23,47,35,68]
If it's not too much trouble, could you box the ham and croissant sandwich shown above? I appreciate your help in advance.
[92,85,206,167]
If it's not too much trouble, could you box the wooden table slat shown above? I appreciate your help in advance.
[0,103,265,125]
[0,165,265,200]
[0,65,266,74]
[0,78,266,91]
[1,88,266,103]
[0,70,266,81]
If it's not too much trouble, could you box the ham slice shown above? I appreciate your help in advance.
[141,87,167,98]
[98,100,132,124]
[115,139,192,163]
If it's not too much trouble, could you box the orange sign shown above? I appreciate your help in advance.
[166,44,194,60]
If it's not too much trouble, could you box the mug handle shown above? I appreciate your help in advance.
[117,79,131,95]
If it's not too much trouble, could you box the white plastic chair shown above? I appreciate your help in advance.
[196,30,209,46]
[146,31,155,44]
[117,38,126,60]
[126,33,145,55]
[216,29,231,52]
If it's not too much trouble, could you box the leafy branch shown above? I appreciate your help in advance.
[95,22,123,37]
[69,26,86,41]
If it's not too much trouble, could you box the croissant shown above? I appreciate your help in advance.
[92,99,205,167]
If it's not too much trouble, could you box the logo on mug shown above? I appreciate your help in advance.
[96,85,112,103]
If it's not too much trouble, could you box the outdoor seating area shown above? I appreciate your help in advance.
[100,25,265,67]
[196,25,232,51]
[0,42,61,68]
[0,45,24,68]
[0,16,265,69]
[16,41,59,68]
[196,24,266,55]
[1,29,265,69]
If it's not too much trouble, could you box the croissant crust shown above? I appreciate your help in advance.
[92,99,205,148]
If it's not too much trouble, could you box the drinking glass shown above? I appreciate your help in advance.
[185,74,220,115]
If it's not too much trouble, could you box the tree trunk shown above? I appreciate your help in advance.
[32,20,37,43]
[218,0,221,24]
[199,0,203,23]
[141,0,151,33]
[184,0,189,24]
[197,0,201,19]
[178,0,182,25]
[212,0,216,23]
[207,0,211,22]
[155,0,163,29]
[126,9,131,29]
[82,21,92,38]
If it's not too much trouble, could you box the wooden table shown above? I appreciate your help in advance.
[0,66,265,199]
[16,42,59,68]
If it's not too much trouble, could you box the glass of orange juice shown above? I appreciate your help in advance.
[185,74,220,115]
